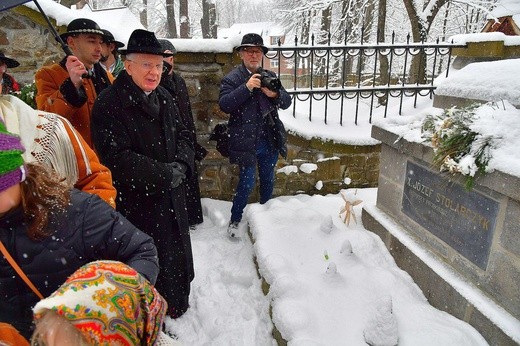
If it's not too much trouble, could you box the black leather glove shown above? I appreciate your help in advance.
[168,162,187,188]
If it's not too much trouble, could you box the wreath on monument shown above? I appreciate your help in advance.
[421,103,495,190]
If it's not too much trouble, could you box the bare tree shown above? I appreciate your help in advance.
[179,0,190,38]
[201,0,217,38]
[165,0,178,37]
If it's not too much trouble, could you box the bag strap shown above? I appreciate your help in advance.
[0,240,43,299]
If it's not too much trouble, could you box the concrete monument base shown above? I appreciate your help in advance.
[362,125,520,345]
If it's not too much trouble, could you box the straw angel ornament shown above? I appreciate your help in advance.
[339,190,363,225]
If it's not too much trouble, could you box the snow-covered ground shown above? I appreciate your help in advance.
[164,57,520,345]
[165,195,489,345]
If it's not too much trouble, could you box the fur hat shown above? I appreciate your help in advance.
[0,120,25,193]
[0,52,19,68]
[59,18,104,41]
[235,33,268,55]
[119,30,174,57]
[158,39,177,55]
[33,261,170,346]
[101,29,125,48]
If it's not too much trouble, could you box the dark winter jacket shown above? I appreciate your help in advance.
[161,71,206,226]
[219,64,291,166]
[91,70,195,312]
[161,71,208,162]
[0,189,159,339]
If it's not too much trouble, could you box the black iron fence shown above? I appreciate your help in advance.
[264,34,467,125]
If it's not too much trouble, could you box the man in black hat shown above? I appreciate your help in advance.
[35,18,113,147]
[91,29,195,320]
[219,33,291,238]
[0,52,20,95]
[100,29,125,77]
[159,39,207,230]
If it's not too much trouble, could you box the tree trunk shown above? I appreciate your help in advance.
[165,0,177,38]
[201,0,217,38]
[139,0,148,28]
[179,0,190,38]
[377,0,389,105]
[300,11,311,45]
[402,0,447,83]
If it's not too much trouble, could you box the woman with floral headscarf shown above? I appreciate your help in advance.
[32,261,178,345]
[0,121,159,339]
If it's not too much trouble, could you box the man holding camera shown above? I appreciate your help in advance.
[219,33,291,238]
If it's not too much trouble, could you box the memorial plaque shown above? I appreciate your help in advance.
[402,161,499,269]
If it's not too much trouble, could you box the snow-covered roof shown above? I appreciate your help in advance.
[23,0,144,46]
[489,0,520,18]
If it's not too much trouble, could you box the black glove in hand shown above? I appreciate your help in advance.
[168,162,187,188]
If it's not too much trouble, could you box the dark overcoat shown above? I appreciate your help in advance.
[161,72,207,226]
[219,64,292,166]
[91,71,195,314]
[0,189,159,339]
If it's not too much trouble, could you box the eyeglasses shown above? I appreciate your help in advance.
[242,48,264,56]
[127,59,163,72]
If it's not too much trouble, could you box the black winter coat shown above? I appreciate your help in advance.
[161,71,206,226]
[91,71,195,313]
[219,64,292,166]
[0,189,159,339]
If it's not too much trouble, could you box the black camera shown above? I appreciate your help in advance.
[256,68,282,92]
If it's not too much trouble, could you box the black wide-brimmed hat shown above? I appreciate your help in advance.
[119,30,174,57]
[101,29,125,48]
[158,39,177,55]
[235,33,268,55]
[59,18,104,41]
[0,52,19,68]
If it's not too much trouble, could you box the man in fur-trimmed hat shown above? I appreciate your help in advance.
[219,33,291,238]
[35,18,114,147]
[91,29,195,320]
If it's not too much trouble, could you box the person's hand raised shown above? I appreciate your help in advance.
[65,55,87,89]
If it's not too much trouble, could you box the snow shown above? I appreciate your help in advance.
[23,0,144,45]
[449,32,520,46]
[489,0,520,18]
[165,195,497,345]
[13,1,520,343]
[435,58,520,106]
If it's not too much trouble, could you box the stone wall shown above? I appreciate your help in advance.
[0,7,64,84]
[362,125,520,345]
[1,7,381,201]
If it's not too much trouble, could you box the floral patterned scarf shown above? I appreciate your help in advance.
[33,261,167,345]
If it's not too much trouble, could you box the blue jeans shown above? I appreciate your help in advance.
[230,141,279,223]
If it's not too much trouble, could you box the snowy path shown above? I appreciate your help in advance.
[164,199,276,345]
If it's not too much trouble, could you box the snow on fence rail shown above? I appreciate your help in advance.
[264,34,467,125]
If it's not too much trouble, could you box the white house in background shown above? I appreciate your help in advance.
[218,22,287,46]
[218,22,291,72]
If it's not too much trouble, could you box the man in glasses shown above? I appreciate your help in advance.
[35,18,113,147]
[219,33,291,238]
[91,29,195,320]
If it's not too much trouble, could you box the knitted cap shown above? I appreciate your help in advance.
[0,120,25,193]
